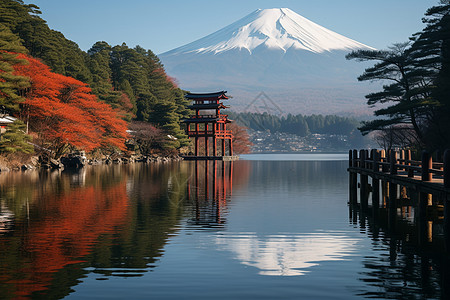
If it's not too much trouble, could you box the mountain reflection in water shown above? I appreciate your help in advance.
[216,232,358,276]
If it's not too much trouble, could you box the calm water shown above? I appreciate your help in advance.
[0,154,449,299]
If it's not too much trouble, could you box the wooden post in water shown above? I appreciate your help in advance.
[349,150,357,206]
[390,150,398,175]
[422,151,432,182]
[407,149,414,177]
[371,149,378,172]
[444,149,450,189]
[445,192,450,251]
[365,149,369,169]
[381,150,387,172]
[353,149,358,168]
[444,150,450,249]
[360,150,369,209]
[349,149,353,168]
[372,150,380,210]
[400,150,405,172]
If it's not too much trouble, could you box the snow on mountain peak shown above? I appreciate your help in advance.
[162,8,374,56]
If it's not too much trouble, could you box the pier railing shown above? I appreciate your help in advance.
[349,149,450,189]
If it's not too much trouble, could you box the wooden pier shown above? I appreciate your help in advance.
[348,148,450,244]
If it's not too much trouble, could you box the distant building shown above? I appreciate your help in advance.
[0,115,16,136]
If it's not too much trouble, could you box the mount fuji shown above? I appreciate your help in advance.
[159,8,376,115]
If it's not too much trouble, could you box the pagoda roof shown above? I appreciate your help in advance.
[0,115,16,125]
[185,91,229,100]
[187,103,229,110]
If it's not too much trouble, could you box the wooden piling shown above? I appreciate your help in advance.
[372,150,380,209]
[422,151,432,182]
[407,149,414,177]
[444,149,450,189]
[349,150,353,168]
[360,150,369,209]
[381,150,388,172]
[390,150,398,175]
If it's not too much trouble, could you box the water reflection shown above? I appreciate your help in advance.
[349,200,450,299]
[185,161,234,228]
[0,166,132,299]
[0,161,249,299]
[216,232,358,276]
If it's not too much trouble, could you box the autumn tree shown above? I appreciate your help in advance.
[14,54,128,157]
[229,122,253,154]
[128,121,164,155]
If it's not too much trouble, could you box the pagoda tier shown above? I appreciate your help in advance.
[183,91,234,158]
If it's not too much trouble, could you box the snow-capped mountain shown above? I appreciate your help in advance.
[159,8,376,115]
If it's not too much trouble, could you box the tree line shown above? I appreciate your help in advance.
[228,111,360,137]
[0,0,190,159]
[347,1,450,153]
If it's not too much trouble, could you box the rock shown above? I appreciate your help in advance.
[0,166,10,172]
[61,152,86,169]
[50,158,64,169]
[30,156,39,166]
[21,164,34,171]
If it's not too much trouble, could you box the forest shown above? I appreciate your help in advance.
[0,0,191,164]
[228,111,360,137]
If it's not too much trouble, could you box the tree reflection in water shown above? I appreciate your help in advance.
[349,201,450,299]
[0,161,249,299]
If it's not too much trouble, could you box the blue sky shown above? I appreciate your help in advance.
[27,0,438,54]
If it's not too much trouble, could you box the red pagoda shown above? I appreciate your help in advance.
[183,91,236,160]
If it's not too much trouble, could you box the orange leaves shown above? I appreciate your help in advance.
[13,54,128,153]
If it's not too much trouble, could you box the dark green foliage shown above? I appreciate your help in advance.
[0,0,92,83]
[0,24,30,111]
[98,43,189,148]
[347,1,450,151]
[410,1,450,150]
[346,43,433,145]
[0,119,33,153]
[1,0,189,151]
[228,111,360,137]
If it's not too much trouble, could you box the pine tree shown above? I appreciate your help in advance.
[0,119,33,153]
[346,43,433,147]
[0,0,92,83]
[410,1,450,150]
[0,24,30,111]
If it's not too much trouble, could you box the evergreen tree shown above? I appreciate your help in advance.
[0,119,33,153]
[0,0,92,83]
[346,43,433,146]
[0,24,30,111]
[410,1,450,150]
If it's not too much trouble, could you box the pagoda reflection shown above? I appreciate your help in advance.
[185,160,234,228]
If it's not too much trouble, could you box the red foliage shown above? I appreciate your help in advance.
[13,54,128,153]
[2,182,130,299]
[229,123,253,154]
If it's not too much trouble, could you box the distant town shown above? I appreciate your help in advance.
[248,130,367,153]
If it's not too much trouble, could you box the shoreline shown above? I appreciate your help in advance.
[0,153,184,173]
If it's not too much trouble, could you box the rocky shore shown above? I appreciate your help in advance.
[0,152,184,173]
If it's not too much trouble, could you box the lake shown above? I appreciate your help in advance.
[0,154,448,299]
